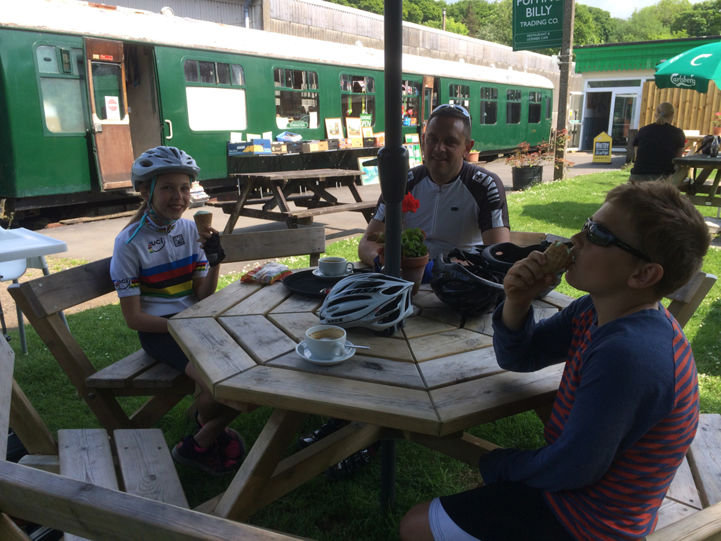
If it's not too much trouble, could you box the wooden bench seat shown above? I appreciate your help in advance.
[9,257,192,431]
[9,225,328,431]
[0,338,300,541]
[651,414,721,539]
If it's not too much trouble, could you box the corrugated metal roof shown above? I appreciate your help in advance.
[575,37,721,73]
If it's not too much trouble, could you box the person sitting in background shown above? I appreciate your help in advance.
[358,103,510,269]
[400,181,709,541]
[629,102,685,183]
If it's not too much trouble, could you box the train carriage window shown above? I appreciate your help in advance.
[36,45,86,133]
[183,60,245,86]
[528,91,542,124]
[545,95,552,120]
[231,64,244,86]
[340,74,376,126]
[36,46,60,74]
[480,87,497,125]
[506,88,521,125]
[449,84,471,119]
[91,62,126,121]
[184,60,199,82]
[183,58,247,131]
[217,63,231,85]
[199,61,216,84]
[402,80,420,127]
[274,68,320,129]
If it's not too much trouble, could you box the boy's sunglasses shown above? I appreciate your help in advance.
[583,218,651,261]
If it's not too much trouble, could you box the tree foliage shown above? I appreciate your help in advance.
[324,0,721,48]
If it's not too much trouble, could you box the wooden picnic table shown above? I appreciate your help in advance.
[168,276,570,521]
[674,154,721,209]
[220,168,376,232]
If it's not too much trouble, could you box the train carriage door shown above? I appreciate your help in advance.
[420,76,437,134]
[85,38,133,189]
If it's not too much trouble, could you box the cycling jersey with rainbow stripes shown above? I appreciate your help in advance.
[111,217,209,317]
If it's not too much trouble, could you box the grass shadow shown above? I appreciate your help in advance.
[515,201,600,232]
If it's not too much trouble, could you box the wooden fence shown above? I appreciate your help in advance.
[640,81,721,134]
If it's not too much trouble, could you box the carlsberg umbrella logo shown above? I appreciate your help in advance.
[671,74,696,88]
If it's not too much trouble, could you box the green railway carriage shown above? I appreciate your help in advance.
[0,0,553,226]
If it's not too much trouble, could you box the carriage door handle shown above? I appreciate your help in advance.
[164,119,173,140]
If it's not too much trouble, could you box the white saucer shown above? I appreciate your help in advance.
[312,268,353,279]
[295,341,356,366]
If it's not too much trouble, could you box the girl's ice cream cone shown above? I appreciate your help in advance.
[193,210,213,232]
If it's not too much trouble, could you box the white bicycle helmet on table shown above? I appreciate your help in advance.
[318,273,414,335]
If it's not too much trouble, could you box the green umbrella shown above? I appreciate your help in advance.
[655,41,721,93]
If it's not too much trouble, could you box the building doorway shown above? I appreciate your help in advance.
[581,92,611,150]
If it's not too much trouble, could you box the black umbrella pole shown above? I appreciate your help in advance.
[378,0,405,513]
[379,0,408,279]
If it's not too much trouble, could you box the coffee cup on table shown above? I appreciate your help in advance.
[304,324,347,360]
[318,256,354,277]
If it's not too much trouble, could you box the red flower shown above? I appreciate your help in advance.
[402,192,420,213]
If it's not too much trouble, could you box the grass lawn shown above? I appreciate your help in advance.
[8,170,721,540]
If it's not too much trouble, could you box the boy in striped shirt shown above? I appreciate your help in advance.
[401,181,710,540]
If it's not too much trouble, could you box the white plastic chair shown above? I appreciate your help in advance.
[0,257,27,353]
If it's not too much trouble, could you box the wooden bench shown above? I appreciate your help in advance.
[9,257,191,431]
[220,223,326,267]
[8,225,327,431]
[651,414,721,539]
[0,338,300,541]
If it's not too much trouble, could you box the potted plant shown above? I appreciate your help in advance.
[712,112,721,135]
[467,147,481,162]
[371,193,429,293]
[505,141,552,190]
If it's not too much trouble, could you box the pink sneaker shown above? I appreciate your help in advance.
[217,427,245,461]
[171,435,239,476]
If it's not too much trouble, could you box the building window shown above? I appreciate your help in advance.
[528,91,542,124]
[274,68,319,129]
[402,80,420,126]
[183,59,247,131]
[35,45,86,133]
[480,86,497,125]
[506,88,521,124]
[341,74,375,126]
[449,84,471,119]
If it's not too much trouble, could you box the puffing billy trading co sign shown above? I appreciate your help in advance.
[512,0,564,51]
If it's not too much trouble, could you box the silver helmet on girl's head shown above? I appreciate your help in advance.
[131,146,199,190]
[319,273,413,335]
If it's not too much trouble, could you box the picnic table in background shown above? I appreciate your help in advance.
[217,168,377,232]
[674,154,721,212]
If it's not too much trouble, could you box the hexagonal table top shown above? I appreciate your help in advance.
[169,276,569,438]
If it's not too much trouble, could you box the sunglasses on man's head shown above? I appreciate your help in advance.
[582,218,651,261]
[430,103,471,125]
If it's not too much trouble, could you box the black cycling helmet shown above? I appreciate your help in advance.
[481,241,552,274]
[430,249,505,315]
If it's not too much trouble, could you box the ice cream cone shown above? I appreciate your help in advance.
[193,210,213,232]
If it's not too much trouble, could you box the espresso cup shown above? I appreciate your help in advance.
[305,324,347,360]
[318,256,354,277]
